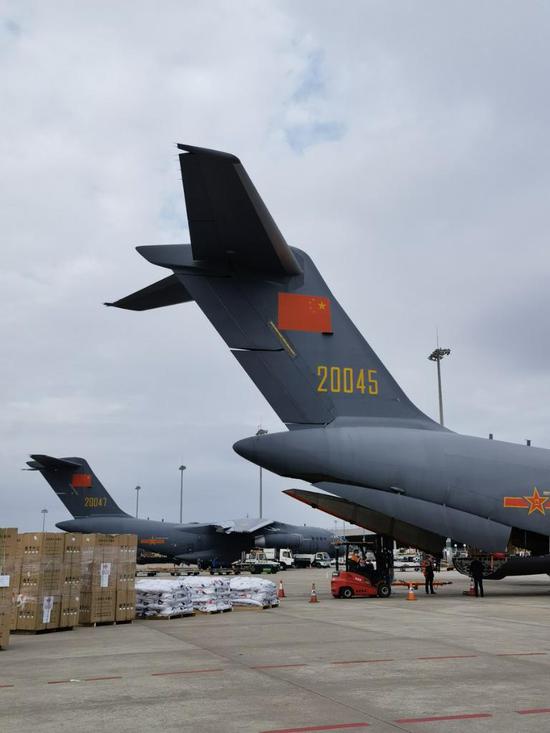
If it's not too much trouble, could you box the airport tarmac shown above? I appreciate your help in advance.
[2,568,550,733]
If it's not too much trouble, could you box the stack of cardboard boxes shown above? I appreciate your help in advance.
[0,528,18,650]
[16,532,71,632]
[79,533,136,625]
[115,535,137,623]
[0,530,137,637]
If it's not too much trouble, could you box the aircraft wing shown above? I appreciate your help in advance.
[284,488,445,555]
[285,480,512,554]
[217,518,275,534]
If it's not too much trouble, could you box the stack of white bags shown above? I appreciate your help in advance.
[181,576,233,613]
[135,575,279,617]
[229,576,278,608]
[135,578,195,618]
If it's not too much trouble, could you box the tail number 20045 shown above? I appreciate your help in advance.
[316,366,378,395]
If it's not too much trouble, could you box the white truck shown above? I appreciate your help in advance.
[294,551,332,568]
[231,549,281,574]
[263,548,295,569]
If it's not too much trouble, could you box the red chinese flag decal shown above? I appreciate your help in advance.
[71,473,92,489]
[277,293,332,333]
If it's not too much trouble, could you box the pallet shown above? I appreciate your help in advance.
[233,603,279,611]
[79,620,116,628]
[138,612,195,620]
[195,607,232,614]
[13,626,74,635]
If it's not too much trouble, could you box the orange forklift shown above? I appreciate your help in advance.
[331,538,393,599]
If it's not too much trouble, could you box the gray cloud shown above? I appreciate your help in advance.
[2,1,550,531]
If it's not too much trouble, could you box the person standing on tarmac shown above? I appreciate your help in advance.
[424,559,435,595]
[470,558,484,597]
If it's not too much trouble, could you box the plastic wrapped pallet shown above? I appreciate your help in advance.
[0,528,18,648]
[79,534,118,624]
[229,577,279,608]
[15,533,66,632]
[180,576,232,613]
[135,578,194,618]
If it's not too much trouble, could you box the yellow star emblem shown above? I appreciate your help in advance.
[317,301,326,310]
[524,487,547,515]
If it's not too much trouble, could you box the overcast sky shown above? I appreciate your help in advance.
[2,1,550,532]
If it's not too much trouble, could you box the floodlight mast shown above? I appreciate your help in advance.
[256,428,268,517]
[428,347,451,426]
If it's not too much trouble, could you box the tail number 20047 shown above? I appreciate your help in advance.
[316,366,378,395]
[84,497,107,508]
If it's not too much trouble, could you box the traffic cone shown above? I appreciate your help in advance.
[406,583,417,601]
[309,583,319,603]
[277,579,286,599]
[462,578,476,596]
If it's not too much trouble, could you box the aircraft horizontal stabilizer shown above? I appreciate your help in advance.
[105,274,193,311]
[27,454,82,471]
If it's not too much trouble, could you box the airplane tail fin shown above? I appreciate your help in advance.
[27,455,130,518]
[109,145,439,430]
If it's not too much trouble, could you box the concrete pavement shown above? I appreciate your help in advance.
[1,569,550,733]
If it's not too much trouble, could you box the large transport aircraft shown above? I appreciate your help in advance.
[109,144,550,581]
[27,454,335,566]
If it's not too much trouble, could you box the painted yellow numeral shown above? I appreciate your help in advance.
[343,367,353,394]
[367,369,378,396]
[330,366,341,392]
[84,497,107,508]
[317,365,328,392]
[316,365,378,396]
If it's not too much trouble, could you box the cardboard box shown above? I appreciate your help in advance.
[0,528,18,560]
[60,588,80,628]
[79,590,116,625]
[15,593,62,631]
[115,589,136,622]
[63,533,83,562]
[115,562,136,591]
[18,533,65,560]
[0,622,10,650]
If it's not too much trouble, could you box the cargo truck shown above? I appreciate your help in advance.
[294,551,332,568]
[262,548,295,569]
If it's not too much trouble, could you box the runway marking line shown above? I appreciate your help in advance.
[516,708,550,715]
[47,680,72,685]
[260,724,370,732]
[395,713,492,724]
[84,676,122,682]
[331,659,394,665]
[416,655,479,660]
[252,664,308,670]
[495,652,546,657]
[151,668,224,676]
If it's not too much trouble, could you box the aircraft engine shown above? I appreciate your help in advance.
[254,533,304,550]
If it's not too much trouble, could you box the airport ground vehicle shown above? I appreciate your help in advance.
[331,542,392,599]
[263,548,295,568]
[294,551,332,568]
[232,550,281,574]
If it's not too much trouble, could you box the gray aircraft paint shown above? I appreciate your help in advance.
[110,144,550,573]
[28,454,335,564]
